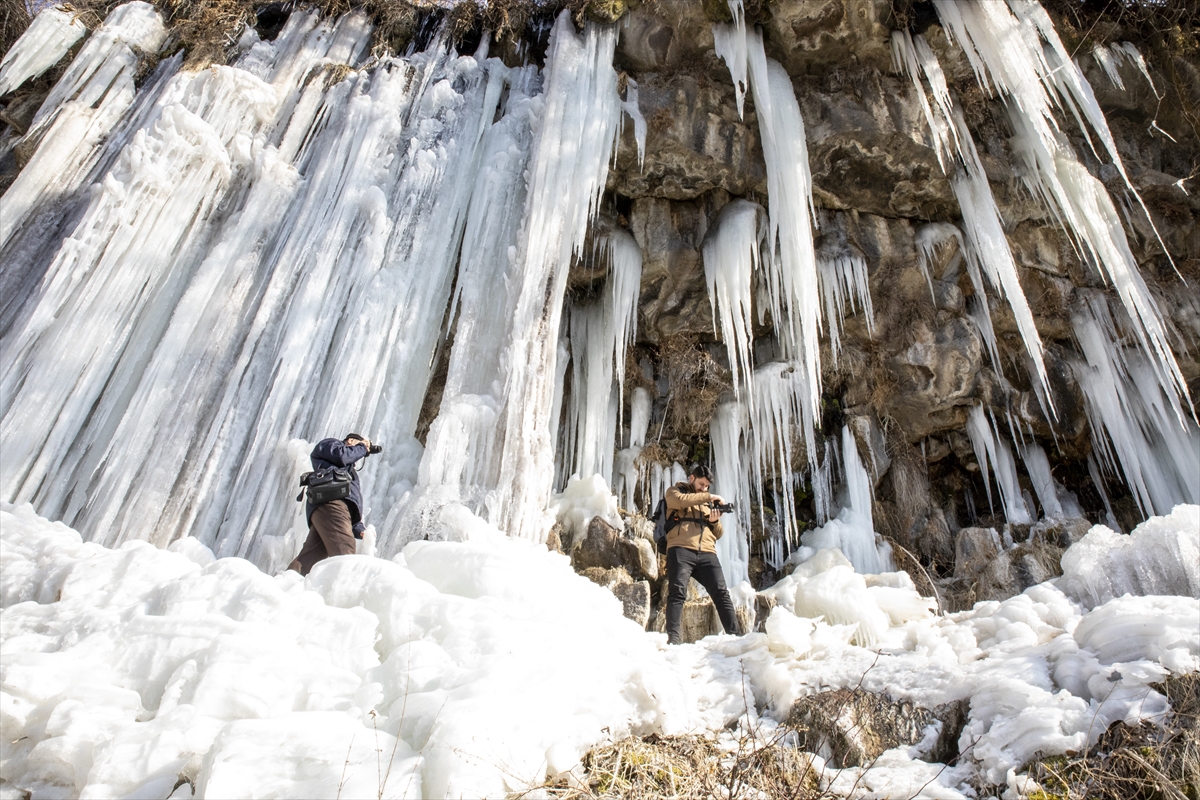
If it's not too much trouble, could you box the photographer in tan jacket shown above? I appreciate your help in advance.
[663,464,739,644]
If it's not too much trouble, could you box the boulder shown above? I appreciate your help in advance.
[580,566,633,588]
[785,688,938,768]
[573,516,654,582]
[953,526,1002,581]
[613,580,652,628]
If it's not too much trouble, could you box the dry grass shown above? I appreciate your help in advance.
[512,728,827,799]
[658,334,731,438]
[2,0,30,59]
[1027,672,1200,800]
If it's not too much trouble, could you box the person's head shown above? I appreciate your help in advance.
[345,432,365,447]
[688,464,713,492]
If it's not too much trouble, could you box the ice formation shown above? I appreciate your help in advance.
[893,28,1052,404]
[930,0,1190,421]
[713,0,824,424]
[710,402,751,588]
[0,5,87,96]
[560,228,643,487]
[0,5,627,567]
[702,199,765,398]
[5,502,1198,798]
[966,406,1035,525]
[484,15,624,544]
[1070,294,1200,518]
[799,427,894,575]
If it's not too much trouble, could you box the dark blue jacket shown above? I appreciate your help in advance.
[307,438,369,536]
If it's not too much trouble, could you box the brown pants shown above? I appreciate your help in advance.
[288,500,356,576]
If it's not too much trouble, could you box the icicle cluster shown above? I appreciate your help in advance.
[0,5,87,96]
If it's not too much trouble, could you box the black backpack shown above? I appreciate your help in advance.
[651,498,681,554]
[296,467,353,506]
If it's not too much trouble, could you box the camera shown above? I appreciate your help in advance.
[368,444,383,455]
[713,501,734,513]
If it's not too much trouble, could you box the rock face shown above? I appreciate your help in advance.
[613,580,652,628]
[573,517,655,582]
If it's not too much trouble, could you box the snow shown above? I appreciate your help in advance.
[4,502,1198,798]
[0,5,87,97]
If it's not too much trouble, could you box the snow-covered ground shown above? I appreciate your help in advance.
[1,502,1197,799]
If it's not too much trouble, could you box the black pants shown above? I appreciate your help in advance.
[665,547,738,644]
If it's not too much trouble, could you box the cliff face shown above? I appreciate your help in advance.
[581,0,1199,581]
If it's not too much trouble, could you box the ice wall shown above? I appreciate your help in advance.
[0,4,627,566]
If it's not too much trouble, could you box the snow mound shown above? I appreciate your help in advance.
[3,502,1198,798]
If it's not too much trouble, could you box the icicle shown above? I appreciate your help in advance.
[1091,45,1125,91]
[711,401,751,587]
[1071,294,1200,519]
[714,6,824,426]
[702,199,765,398]
[711,0,749,118]
[0,5,88,96]
[965,406,1034,525]
[487,13,624,543]
[932,0,1191,422]
[914,222,964,304]
[621,77,647,169]
[893,28,1054,410]
[1087,453,1119,531]
[817,251,874,360]
[1021,443,1062,518]
[800,426,893,573]
[629,386,652,448]
[747,361,816,548]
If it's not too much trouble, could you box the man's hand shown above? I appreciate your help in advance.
[709,494,726,507]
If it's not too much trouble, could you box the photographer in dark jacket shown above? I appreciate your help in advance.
[663,464,739,645]
[288,433,373,576]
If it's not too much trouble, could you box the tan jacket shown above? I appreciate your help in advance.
[664,481,724,553]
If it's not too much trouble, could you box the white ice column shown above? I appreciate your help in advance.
[711,401,751,587]
[489,13,624,543]
[1071,295,1200,519]
[0,5,88,95]
[398,65,541,544]
[702,199,766,398]
[965,406,1034,525]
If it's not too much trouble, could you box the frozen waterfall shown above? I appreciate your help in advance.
[0,4,629,568]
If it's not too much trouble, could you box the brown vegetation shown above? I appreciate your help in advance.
[1027,672,1200,800]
